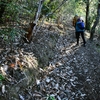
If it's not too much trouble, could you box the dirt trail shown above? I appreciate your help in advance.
[0,20,100,100]
[29,20,100,100]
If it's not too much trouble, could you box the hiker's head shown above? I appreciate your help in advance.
[77,17,84,22]
[74,15,78,18]
[80,17,84,21]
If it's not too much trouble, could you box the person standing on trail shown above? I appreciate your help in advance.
[75,17,86,47]
[72,15,79,38]
[73,15,78,27]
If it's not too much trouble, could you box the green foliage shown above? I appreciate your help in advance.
[42,4,51,16]
[0,1,7,6]
[19,2,37,20]
[74,0,86,16]
[0,74,5,81]
[2,2,20,22]
[47,95,56,100]
[88,0,98,29]
[0,27,18,44]
[42,1,62,19]
[2,0,37,22]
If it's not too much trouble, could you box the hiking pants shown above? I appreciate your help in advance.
[76,31,86,45]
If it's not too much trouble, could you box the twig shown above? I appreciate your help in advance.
[32,0,44,35]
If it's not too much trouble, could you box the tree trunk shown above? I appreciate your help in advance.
[90,0,100,41]
[85,0,90,30]
[90,18,99,40]
[0,1,6,23]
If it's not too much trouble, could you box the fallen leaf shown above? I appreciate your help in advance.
[2,85,5,93]
[9,63,15,68]
[19,94,25,100]
[17,61,23,70]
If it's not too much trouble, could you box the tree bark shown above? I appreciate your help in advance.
[90,0,100,41]
[0,1,6,23]
[85,0,90,30]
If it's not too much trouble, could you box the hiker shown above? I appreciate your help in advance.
[75,17,86,47]
[73,15,78,27]
[72,15,79,38]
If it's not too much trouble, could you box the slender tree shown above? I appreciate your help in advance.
[90,0,100,40]
[85,0,90,30]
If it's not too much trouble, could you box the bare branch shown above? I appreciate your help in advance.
[34,0,68,36]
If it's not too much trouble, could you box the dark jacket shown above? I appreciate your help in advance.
[76,21,85,32]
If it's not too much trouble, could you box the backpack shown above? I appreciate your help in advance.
[77,22,85,30]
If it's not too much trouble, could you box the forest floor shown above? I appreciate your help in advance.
[0,20,100,100]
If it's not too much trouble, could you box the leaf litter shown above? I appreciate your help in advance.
[0,20,100,100]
